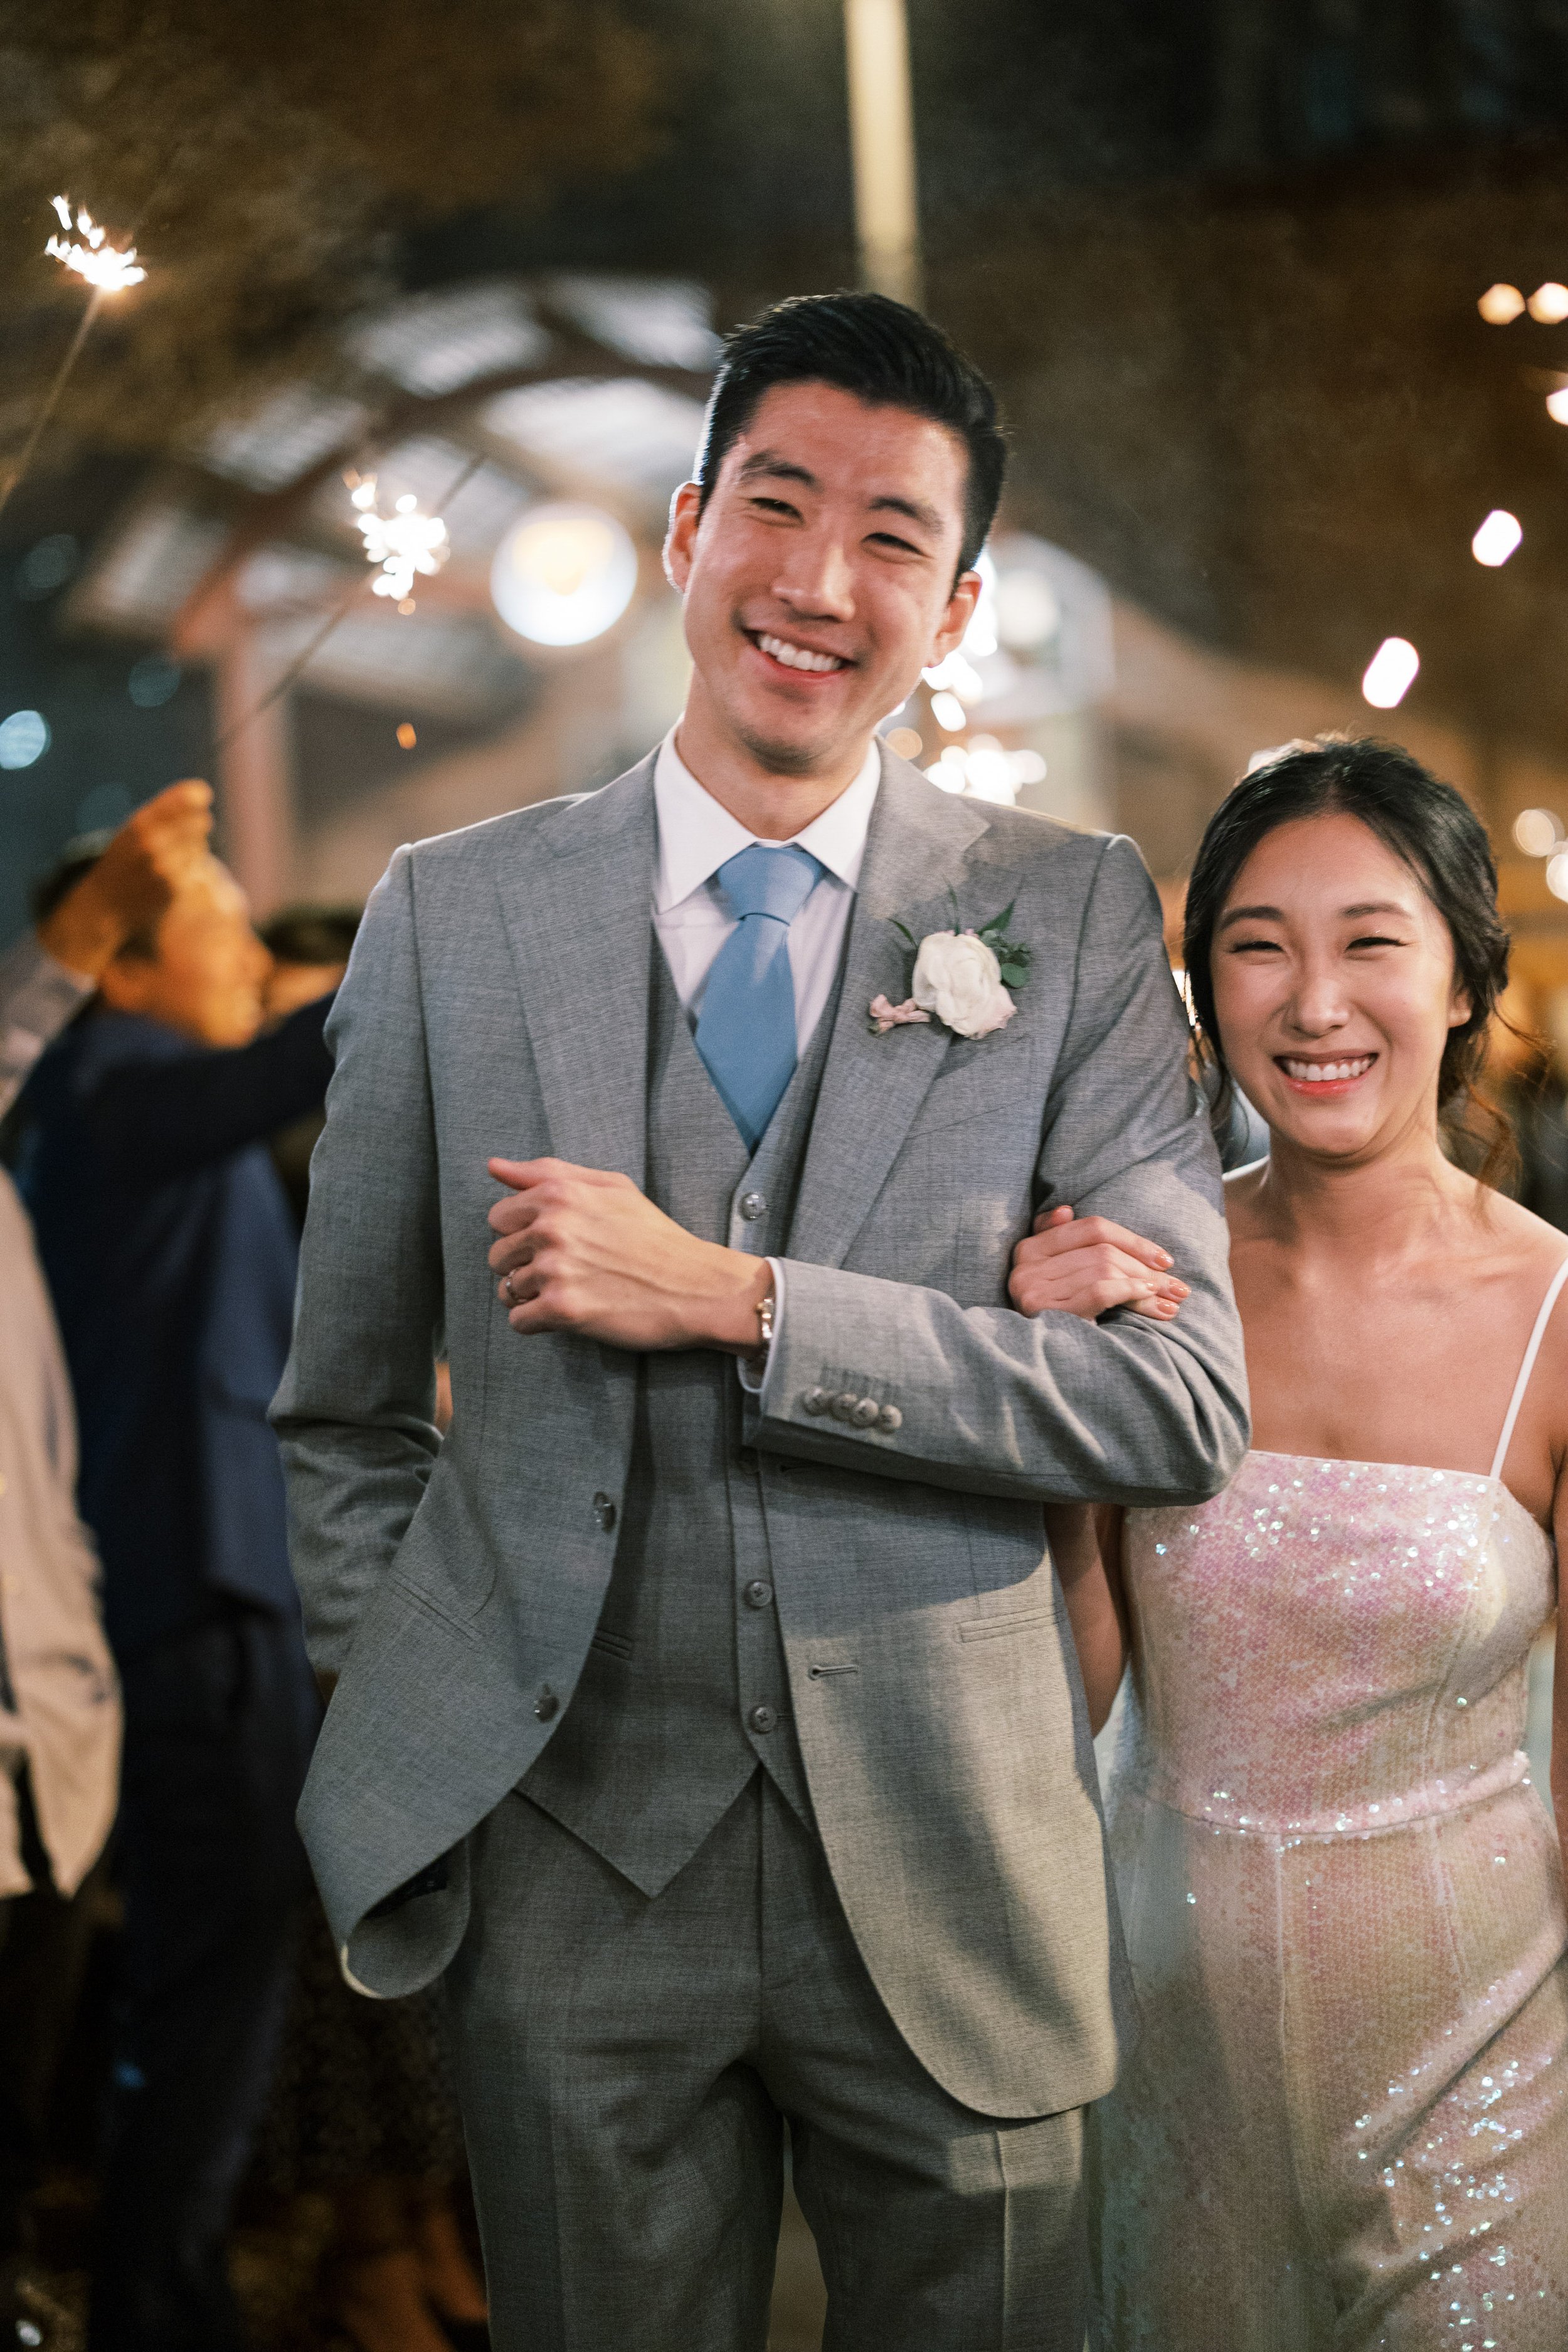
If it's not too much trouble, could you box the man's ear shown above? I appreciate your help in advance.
[663,480,702,593]
[926,568,982,667]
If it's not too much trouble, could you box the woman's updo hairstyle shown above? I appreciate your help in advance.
[1182,735,1513,1180]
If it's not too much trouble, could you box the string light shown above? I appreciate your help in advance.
[1528,282,1568,324]
[1471,510,1522,567]
[1362,637,1419,709]
[1478,283,1526,324]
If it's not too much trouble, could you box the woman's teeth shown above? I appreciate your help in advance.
[1281,1056,1375,1083]
[756,633,845,673]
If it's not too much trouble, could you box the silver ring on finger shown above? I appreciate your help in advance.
[502,1269,519,1305]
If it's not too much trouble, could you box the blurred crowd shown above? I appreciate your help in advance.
[0,782,486,2352]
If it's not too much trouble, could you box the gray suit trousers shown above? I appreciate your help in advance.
[446,1776,1089,2352]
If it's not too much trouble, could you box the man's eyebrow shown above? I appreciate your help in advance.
[736,452,818,489]
[867,491,943,535]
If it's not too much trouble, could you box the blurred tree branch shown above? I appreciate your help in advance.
[0,0,664,463]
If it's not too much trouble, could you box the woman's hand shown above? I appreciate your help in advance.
[1009,1205,1190,1322]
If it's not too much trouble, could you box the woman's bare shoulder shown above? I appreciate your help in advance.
[1470,1183,1568,1271]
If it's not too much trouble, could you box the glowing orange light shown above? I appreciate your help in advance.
[396,722,416,749]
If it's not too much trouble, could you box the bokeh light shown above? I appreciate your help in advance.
[0,709,50,768]
[929,689,968,732]
[490,503,638,647]
[1361,638,1419,709]
[1547,850,1568,903]
[1471,510,1522,566]
[1528,282,1568,323]
[1514,808,1562,857]
[1478,283,1526,324]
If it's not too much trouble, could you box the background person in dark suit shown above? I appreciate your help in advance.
[18,849,334,2352]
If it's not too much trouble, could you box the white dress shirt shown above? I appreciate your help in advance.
[652,728,882,1390]
[652,729,880,1049]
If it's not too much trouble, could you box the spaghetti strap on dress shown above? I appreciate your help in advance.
[1093,1259,1568,2349]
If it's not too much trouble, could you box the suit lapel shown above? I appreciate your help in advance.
[492,758,655,1187]
[789,753,992,1269]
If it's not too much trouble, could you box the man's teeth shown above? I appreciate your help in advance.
[1283,1056,1375,1083]
[757,633,844,673]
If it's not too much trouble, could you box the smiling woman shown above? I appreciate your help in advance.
[1183,733,1513,1184]
[1023,733,1568,2346]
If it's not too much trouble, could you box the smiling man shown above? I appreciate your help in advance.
[274,293,1249,2351]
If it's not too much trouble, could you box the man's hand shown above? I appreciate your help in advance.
[38,780,214,981]
[1009,1205,1189,1323]
[487,1158,771,1353]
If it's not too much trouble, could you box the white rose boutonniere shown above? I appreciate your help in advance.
[869,894,1032,1040]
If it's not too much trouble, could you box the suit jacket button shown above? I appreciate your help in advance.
[748,1703,778,1734]
[832,1392,861,1422]
[801,1387,829,1414]
[879,1404,903,1432]
[851,1397,880,1427]
[592,1492,617,1530]
[743,1579,774,1609]
[739,1190,767,1221]
[534,1688,559,1721]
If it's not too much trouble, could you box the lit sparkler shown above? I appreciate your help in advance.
[45,196,146,292]
[351,478,450,603]
[215,452,482,750]
[0,197,151,521]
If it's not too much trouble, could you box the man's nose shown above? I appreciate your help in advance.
[775,533,856,620]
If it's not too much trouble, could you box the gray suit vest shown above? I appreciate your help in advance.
[519,936,839,1895]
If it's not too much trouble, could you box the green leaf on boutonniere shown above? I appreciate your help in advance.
[999,962,1028,987]
[978,898,1017,943]
[889,918,917,946]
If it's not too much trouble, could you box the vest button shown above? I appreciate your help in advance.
[748,1703,778,1735]
[850,1397,880,1427]
[534,1688,559,1721]
[739,1190,767,1221]
[592,1493,617,1530]
[743,1579,774,1610]
[879,1404,903,1432]
[801,1387,830,1414]
[832,1392,861,1422]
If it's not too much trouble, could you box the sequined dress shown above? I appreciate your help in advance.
[1094,1263,1568,2349]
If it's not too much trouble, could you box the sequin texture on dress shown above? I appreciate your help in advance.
[1093,1453,1568,2350]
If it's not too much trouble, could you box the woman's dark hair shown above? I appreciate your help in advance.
[696,290,1007,576]
[1183,734,1514,1184]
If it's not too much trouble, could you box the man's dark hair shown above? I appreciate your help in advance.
[696,292,1006,576]
[31,831,114,928]
[31,830,156,959]
[259,903,362,967]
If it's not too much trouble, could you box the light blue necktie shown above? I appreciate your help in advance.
[695,843,824,1150]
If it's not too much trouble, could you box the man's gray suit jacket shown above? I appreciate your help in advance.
[272,744,1249,2120]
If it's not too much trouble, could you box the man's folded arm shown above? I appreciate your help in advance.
[270,848,443,1675]
[750,834,1250,1506]
[80,997,334,1181]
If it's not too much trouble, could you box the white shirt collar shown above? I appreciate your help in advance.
[652,728,881,914]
